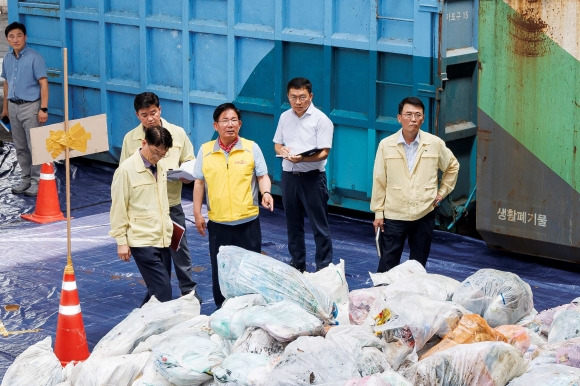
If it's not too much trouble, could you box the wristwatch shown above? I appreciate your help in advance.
[40,107,48,113]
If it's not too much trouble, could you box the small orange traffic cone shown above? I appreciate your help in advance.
[54,263,90,366]
[21,162,66,224]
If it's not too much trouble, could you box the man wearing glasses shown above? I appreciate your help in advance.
[371,96,459,272]
[193,102,273,308]
[119,92,200,303]
[274,77,334,273]
[110,126,175,306]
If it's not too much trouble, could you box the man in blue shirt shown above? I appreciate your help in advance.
[1,22,49,196]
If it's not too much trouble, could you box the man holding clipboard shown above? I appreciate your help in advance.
[273,77,334,273]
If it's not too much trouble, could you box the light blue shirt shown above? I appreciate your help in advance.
[398,131,420,172]
[1,45,47,102]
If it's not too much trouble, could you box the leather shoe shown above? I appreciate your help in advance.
[11,180,31,194]
[23,180,38,197]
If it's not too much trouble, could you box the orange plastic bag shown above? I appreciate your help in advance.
[495,324,531,354]
[420,314,507,360]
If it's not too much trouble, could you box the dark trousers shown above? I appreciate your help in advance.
[169,204,197,294]
[377,210,436,273]
[281,170,333,272]
[131,246,172,306]
[207,218,261,308]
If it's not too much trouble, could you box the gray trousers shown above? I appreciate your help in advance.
[8,100,41,181]
[169,203,197,294]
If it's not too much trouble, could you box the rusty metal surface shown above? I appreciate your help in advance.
[477,0,580,261]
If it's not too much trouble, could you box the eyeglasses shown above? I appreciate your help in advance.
[288,95,309,102]
[402,112,424,120]
[149,147,169,159]
[218,119,239,125]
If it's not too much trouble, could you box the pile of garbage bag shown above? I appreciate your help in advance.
[4,246,580,385]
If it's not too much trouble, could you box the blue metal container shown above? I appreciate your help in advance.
[8,0,477,213]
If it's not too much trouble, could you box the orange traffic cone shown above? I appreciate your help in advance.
[21,162,66,224]
[54,263,90,366]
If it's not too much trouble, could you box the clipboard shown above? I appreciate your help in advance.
[276,148,324,158]
[170,221,185,251]
[297,148,323,157]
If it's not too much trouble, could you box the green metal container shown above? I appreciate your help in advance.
[477,0,580,261]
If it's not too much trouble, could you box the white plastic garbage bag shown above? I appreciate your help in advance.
[210,294,267,340]
[69,351,152,386]
[525,301,577,338]
[548,308,580,343]
[349,274,460,326]
[528,336,580,367]
[91,293,201,358]
[212,300,325,342]
[507,363,580,386]
[265,336,360,385]
[231,327,288,357]
[452,268,534,327]
[369,260,426,286]
[152,331,226,386]
[132,314,211,354]
[329,371,412,386]
[403,341,528,386]
[349,287,385,325]
[303,259,349,305]
[131,358,173,386]
[217,246,335,321]
[1,336,63,386]
[358,347,392,377]
[325,325,390,376]
[245,300,325,342]
[378,273,460,302]
[366,293,467,370]
[212,352,274,385]
[325,325,386,352]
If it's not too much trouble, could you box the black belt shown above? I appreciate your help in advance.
[285,170,320,177]
[9,98,37,105]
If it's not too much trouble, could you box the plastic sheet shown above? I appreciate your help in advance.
[2,144,580,379]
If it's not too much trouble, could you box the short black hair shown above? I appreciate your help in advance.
[213,102,241,122]
[398,97,425,114]
[5,22,26,38]
[134,92,160,112]
[145,125,172,150]
[287,77,312,94]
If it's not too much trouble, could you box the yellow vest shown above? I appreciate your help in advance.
[201,138,259,222]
